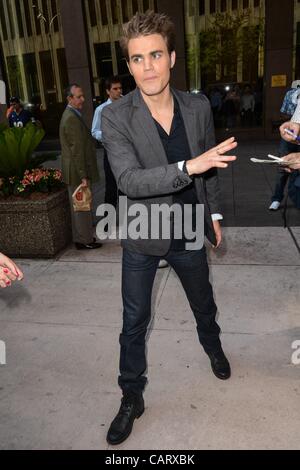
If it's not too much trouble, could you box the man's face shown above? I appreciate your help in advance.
[107,82,122,101]
[11,102,21,112]
[127,34,175,97]
[68,86,85,110]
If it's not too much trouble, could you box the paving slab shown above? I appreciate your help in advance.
[1,322,299,449]
[290,227,300,246]
[207,227,300,265]
[116,329,300,450]
[0,224,299,450]
[0,261,168,329]
[155,265,300,335]
[58,239,123,264]
[0,322,118,450]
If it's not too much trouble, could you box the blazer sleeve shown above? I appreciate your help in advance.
[101,106,193,199]
[64,115,87,180]
[201,101,222,214]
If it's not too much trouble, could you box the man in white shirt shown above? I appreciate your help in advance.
[280,101,300,142]
[92,76,122,207]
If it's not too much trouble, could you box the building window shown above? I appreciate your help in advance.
[115,41,128,75]
[7,56,24,98]
[41,0,50,34]
[99,0,108,25]
[121,0,129,22]
[23,53,40,102]
[143,0,149,11]
[33,5,42,35]
[15,0,24,38]
[23,0,33,36]
[50,0,59,32]
[39,50,57,105]
[132,0,139,14]
[231,0,238,9]
[0,2,8,40]
[111,0,119,24]
[221,0,227,12]
[253,0,260,7]
[7,1,16,39]
[57,48,69,93]
[94,42,113,79]
[243,0,249,8]
[199,0,205,16]
[210,0,216,14]
[87,0,97,27]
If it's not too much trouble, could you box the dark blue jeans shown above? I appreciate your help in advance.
[118,247,222,394]
[272,139,299,202]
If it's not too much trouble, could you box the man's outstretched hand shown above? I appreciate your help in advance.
[186,137,237,176]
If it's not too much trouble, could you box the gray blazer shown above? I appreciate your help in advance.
[102,88,221,255]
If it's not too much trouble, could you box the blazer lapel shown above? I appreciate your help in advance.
[66,107,90,134]
[172,89,199,159]
[171,89,205,195]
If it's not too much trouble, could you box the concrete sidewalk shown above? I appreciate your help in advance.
[0,226,300,450]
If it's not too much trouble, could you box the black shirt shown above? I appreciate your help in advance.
[153,97,198,249]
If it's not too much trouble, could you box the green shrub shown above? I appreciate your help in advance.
[0,123,46,177]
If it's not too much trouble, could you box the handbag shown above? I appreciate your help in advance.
[72,184,92,212]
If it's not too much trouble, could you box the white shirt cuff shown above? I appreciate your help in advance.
[178,161,185,171]
[212,213,223,221]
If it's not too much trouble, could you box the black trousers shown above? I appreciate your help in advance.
[103,149,118,207]
[118,247,222,394]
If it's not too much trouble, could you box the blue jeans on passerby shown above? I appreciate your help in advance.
[118,247,222,394]
[271,139,299,202]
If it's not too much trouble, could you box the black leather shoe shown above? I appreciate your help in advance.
[75,242,102,250]
[208,350,231,380]
[106,392,144,445]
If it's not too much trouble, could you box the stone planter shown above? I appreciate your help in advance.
[0,188,72,258]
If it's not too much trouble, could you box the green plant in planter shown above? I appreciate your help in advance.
[0,123,63,197]
[0,122,47,177]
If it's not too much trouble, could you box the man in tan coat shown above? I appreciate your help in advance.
[59,84,102,249]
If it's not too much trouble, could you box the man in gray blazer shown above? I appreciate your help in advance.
[102,11,237,445]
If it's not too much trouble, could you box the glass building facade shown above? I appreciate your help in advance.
[0,0,299,136]
[82,0,158,101]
